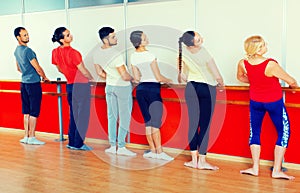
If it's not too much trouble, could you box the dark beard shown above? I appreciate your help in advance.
[108,39,117,46]
[21,40,29,44]
[109,42,117,46]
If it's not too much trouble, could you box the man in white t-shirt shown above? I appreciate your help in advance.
[93,27,136,156]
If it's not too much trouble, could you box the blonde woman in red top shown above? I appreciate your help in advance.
[237,35,298,180]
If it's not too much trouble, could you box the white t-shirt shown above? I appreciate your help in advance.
[183,46,217,85]
[93,47,130,86]
[130,51,158,83]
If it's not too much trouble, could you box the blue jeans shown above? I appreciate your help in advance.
[105,85,132,148]
[66,83,91,148]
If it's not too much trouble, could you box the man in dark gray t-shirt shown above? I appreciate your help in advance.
[14,27,49,145]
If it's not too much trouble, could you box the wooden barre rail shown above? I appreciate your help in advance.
[2,80,300,91]
[1,88,300,108]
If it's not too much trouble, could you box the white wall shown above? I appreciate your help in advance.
[286,0,300,84]
[198,0,284,85]
[0,0,299,85]
[0,15,22,80]
[69,5,126,81]
[126,0,195,83]
[24,10,67,81]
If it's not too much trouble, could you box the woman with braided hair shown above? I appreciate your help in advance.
[178,31,224,170]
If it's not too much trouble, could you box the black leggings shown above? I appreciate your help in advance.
[185,81,216,155]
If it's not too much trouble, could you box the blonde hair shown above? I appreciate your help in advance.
[244,35,265,58]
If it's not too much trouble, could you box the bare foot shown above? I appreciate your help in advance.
[240,168,258,176]
[272,171,295,180]
[184,161,197,169]
[198,161,219,170]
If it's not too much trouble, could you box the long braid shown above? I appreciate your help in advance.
[178,31,194,74]
[178,37,183,74]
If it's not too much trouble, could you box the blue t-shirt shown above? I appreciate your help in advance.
[14,45,41,83]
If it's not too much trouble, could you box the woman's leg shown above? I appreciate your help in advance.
[66,84,75,147]
[151,127,161,153]
[136,89,156,153]
[184,82,201,167]
[185,82,200,152]
[148,97,163,153]
[73,83,91,148]
[267,99,294,180]
[240,100,265,176]
[194,84,218,170]
[146,126,156,152]
[272,145,294,180]
[198,84,216,155]
[240,144,261,176]
[184,150,198,168]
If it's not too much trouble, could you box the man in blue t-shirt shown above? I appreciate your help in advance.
[14,27,49,145]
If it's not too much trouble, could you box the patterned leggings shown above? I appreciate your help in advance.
[249,98,290,148]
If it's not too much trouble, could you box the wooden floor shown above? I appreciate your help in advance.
[0,128,299,193]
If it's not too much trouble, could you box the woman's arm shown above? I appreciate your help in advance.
[77,62,94,81]
[207,58,224,86]
[131,64,141,83]
[150,59,172,84]
[265,61,298,88]
[177,59,187,83]
[237,59,249,83]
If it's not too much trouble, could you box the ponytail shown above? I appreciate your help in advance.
[52,27,67,45]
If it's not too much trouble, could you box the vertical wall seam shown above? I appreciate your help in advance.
[281,0,287,85]
[65,0,70,28]
[124,0,128,66]
[194,0,198,31]
[282,0,287,101]
[21,0,24,25]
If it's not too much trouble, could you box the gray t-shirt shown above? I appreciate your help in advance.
[14,45,40,83]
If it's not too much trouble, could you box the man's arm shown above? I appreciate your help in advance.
[117,65,133,81]
[16,61,21,73]
[94,64,106,79]
[30,58,49,81]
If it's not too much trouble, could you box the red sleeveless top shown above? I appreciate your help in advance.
[244,58,282,102]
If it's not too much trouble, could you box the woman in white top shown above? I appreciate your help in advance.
[178,31,224,170]
[130,30,173,161]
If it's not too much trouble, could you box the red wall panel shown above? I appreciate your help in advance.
[1,81,299,164]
